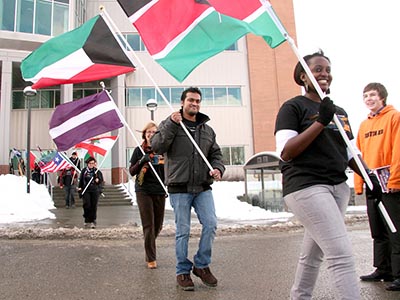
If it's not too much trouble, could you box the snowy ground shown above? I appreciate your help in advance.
[0,174,368,239]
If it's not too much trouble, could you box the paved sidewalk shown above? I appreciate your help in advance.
[0,226,398,300]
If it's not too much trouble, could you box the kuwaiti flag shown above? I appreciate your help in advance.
[49,91,123,151]
[74,136,118,157]
[40,152,73,174]
[116,0,286,82]
[21,14,135,89]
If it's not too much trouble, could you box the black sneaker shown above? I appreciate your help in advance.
[176,274,194,291]
[360,270,393,282]
[387,278,400,291]
[193,266,218,287]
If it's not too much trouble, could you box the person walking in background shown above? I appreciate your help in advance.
[151,87,225,291]
[274,50,377,299]
[129,121,166,270]
[69,151,81,171]
[18,158,25,176]
[59,166,76,208]
[78,156,103,229]
[355,82,400,291]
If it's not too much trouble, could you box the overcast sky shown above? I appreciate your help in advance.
[292,0,400,134]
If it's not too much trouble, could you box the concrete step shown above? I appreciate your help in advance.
[52,185,132,208]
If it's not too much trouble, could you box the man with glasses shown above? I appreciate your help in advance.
[151,87,225,291]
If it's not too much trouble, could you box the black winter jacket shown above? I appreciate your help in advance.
[151,111,225,193]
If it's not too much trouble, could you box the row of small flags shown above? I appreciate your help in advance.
[18,135,118,174]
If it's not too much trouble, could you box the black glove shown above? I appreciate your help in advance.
[138,154,151,165]
[366,173,382,201]
[317,97,335,126]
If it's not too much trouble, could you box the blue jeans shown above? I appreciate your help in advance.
[169,190,217,275]
[284,183,360,300]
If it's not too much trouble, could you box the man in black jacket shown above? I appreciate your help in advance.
[151,87,225,291]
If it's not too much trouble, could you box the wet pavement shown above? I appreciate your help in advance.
[1,205,398,299]
[0,224,399,300]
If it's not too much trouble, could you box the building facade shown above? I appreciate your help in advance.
[0,0,299,183]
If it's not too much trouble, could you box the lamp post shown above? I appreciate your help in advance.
[23,86,37,194]
[146,98,158,121]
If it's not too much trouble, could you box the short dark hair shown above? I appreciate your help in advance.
[181,87,202,101]
[293,50,331,86]
[363,82,388,105]
[71,151,77,156]
[85,156,96,164]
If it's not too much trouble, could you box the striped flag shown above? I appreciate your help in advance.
[116,0,286,81]
[21,14,135,89]
[49,91,123,151]
[40,152,73,174]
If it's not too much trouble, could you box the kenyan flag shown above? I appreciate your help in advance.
[117,0,286,82]
[21,14,135,89]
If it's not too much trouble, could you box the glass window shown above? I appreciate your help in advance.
[156,87,170,106]
[126,34,141,51]
[141,88,155,106]
[12,91,25,109]
[40,90,57,108]
[55,90,61,106]
[0,0,16,31]
[126,148,134,168]
[72,90,83,100]
[214,87,227,105]
[16,0,34,33]
[225,42,238,51]
[227,87,242,106]
[53,1,69,36]
[126,88,141,107]
[201,87,213,106]
[221,147,230,166]
[231,146,244,165]
[171,88,184,105]
[35,0,52,35]
[30,93,40,108]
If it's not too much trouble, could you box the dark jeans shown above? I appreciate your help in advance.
[82,190,99,223]
[366,196,391,274]
[136,192,166,262]
[367,192,400,277]
[64,185,75,207]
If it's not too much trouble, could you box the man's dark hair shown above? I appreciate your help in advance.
[293,50,331,87]
[181,87,202,101]
[363,82,388,105]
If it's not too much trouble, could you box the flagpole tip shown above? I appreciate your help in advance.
[99,5,105,11]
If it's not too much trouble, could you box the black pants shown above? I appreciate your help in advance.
[136,192,166,262]
[367,192,400,277]
[82,190,99,223]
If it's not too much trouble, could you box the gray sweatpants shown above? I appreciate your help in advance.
[284,182,360,300]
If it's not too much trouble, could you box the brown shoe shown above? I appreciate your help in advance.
[147,261,157,269]
[193,266,218,287]
[176,274,194,291]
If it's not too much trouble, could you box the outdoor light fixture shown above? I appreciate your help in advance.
[146,98,158,121]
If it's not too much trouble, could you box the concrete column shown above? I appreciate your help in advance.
[0,61,12,174]
[110,75,128,184]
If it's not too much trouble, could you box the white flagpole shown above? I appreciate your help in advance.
[59,151,81,174]
[99,83,168,195]
[262,0,396,233]
[100,7,214,172]
[81,136,118,195]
